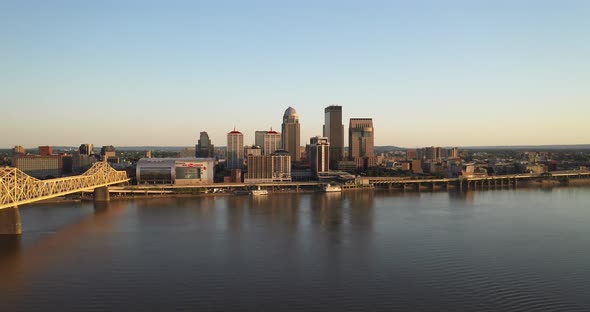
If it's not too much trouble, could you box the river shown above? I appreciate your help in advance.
[1,187,589,311]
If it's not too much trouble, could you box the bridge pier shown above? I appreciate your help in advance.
[94,186,110,202]
[0,207,22,235]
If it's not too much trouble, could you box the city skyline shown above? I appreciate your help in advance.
[1,1,589,148]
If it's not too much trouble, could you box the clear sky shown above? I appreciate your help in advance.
[1,0,589,148]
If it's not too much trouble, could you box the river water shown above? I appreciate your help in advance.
[1,188,589,311]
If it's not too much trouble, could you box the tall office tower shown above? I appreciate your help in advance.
[309,136,330,177]
[255,130,266,150]
[348,118,374,159]
[196,131,215,158]
[38,146,53,156]
[323,106,344,169]
[13,146,26,155]
[281,107,300,162]
[263,128,281,155]
[227,129,244,169]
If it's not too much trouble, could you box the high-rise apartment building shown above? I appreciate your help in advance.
[245,150,291,182]
[79,144,94,155]
[348,118,374,159]
[281,107,300,162]
[227,129,244,170]
[309,136,330,177]
[196,131,215,158]
[263,129,281,155]
[323,105,344,168]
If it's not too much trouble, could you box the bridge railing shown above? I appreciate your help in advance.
[0,162,129,209]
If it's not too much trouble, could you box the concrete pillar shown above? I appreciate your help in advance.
[94,186,110,202]
[0,207,22,235]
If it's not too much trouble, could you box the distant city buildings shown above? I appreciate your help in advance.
[227,129,244,170]
[196,131,215,158]
[281,107,300,162]
[13,146,26,156]
[100,145,118,163]
[324,105,344,169]
[38,146,53,156]
[79,144,94,156]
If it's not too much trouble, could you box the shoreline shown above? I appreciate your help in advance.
[32,178,590,204]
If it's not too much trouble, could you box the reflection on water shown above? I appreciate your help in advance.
[1,188,590,311]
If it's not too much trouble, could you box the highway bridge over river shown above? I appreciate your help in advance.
[0,162,129,234]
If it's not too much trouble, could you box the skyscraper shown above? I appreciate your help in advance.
[281,107,300,162]
[309,136,330,177]
[196,131,215,158]
[323,105,344,169]
[263,128,281,155]
[349,118,374,159]
[254,130,266,150]
[227,129,244,169]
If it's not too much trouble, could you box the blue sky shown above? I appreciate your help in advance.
[1,0,589,148]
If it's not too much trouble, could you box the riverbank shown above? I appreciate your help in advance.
[32,178,590,204]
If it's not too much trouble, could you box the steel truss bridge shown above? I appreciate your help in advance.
[0,162,129,210]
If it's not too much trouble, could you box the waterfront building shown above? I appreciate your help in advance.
[281,107,300,162]
[411,160,423,174]
[245,150,291,183]
[196,131,215,158]
[324,105,344,169]
[38,146,53,156]
[309,136,330,177]
[348,118,375,169]
[263,128,281,155]
[79,144,94,156]
[227,129,244,170]
[13,155,63,179]
[136,158,215,185]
